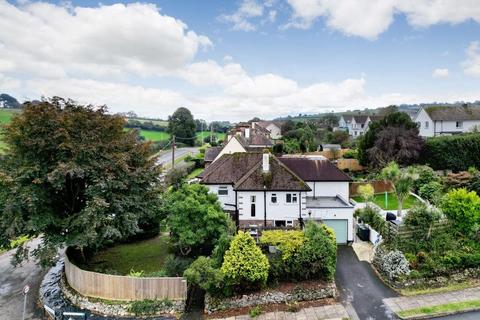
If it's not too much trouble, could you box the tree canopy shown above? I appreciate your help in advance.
[162,184,233,256]
[167,107,196,146]
[0,98,163,266]
[358,112,421,167]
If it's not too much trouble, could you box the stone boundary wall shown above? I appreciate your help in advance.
[205,282,336,313]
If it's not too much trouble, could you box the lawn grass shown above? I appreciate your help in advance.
[195,131,226,142]
[137,130,225,144]
[83,234,170,275]
[397,300,480,318]
[353,192,418,210]
[186,168,204,180]
[400,280,480,296]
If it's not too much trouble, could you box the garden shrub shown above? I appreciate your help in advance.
[128,299,173,315]
[401,204,442,248]
[373,246,410,280]
[183,256,226,297]
[221,231,270,293]
[412,165,439,192]
[163,255,194,277]
[260,230,305,260]
[342,149,358,159]
[210,234,232,268]
[418,181,443,204]
[420,134,480,171]
[441,188,480,236]
[354,206,387,238]
[287,223,337,281]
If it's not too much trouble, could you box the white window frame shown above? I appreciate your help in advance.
[286,193,298,204]
[218,186,228,196]
[286,220,293,227]
[425,121,429,129]
[271,193,277,204]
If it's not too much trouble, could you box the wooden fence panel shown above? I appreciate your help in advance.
[64,254,187,301]
[350,180,393,196]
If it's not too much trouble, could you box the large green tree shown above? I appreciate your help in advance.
[358,111,420,167]
[0,98,163,266]
[168,107,196,146]
[162,184,233,256]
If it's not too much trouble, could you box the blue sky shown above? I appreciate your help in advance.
[1,0,480,120]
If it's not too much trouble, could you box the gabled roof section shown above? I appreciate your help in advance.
[204,147,222,162]
[424,105,480,121]
[234,156,311,191]
[278,157,352,182]
[200,153,262,184]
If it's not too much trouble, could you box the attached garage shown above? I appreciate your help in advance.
[322,219,348,244]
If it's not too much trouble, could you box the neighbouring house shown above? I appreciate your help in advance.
[338,115,383,137]
[208,128,274,164]
[252,121,283,140]
[204,146,222,168]
[414,105,480,137]
[198,152,354,244]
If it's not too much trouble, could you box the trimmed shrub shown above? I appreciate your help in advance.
[420,134,480,171]
[441,188,480,236]
[163,255,194,277]
[342,149,358,159]
[412,165,440,192]
[260,230,305,260]
[221,231,270,293]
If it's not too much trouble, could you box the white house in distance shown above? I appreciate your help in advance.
[252,121,283,140]
[414,105,480,137]
[338,115,382,137]
[198,152,354,244]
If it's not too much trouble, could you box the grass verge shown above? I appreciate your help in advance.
[398,300,480,318]
[400,280,480,296]
[186,168,203,180]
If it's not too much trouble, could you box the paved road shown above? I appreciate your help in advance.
[336,246,398,320]
[157,147,199,167]
[0,238,45,320]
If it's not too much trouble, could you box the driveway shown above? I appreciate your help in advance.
[335,246,398,319]
[0,238,45,320]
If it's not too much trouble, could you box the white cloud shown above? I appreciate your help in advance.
[219,0,279,31]
[432,68,449,78]
[462,41,480,77]
[283,0,480,39]
[0,1,211,77]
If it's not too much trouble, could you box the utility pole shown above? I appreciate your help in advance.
[171,135,175,168]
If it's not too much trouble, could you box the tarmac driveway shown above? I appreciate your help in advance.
[335,245,398,320]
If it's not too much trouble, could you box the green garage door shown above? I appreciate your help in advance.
[323,219,348,244]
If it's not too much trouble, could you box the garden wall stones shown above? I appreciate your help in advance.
[204,282,336,313]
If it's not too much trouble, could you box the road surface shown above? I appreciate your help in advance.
[0,238,44,320]
[156,147,199,167]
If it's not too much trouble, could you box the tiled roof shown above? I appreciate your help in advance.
[204,147,222,162]
[278,157,352,182]
[424,105,480,121]
[200,152,310,191]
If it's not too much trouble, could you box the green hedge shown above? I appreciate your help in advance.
[420,134,480,171]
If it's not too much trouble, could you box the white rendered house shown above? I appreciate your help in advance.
[414,105,480,137]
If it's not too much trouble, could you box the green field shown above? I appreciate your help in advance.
[0,109,19,152]
[353,192,419,210]
[132,118,168,127]
[137,130,226,143]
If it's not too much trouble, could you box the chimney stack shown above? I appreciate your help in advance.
[245,128,250,139]
[262,152,270,172]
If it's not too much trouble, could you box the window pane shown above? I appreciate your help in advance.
[271,193,277,203]
[286,194,291,203]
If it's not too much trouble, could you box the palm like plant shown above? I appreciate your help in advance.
[381,162,418,217]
